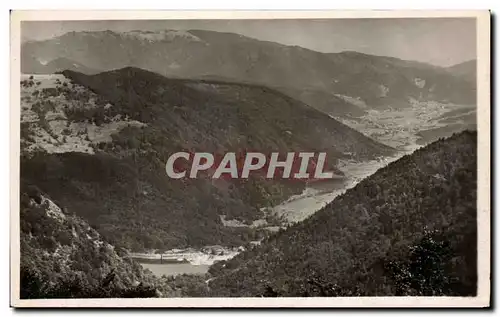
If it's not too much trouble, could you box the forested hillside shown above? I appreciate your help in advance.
[447,60,477,84]
[20,180,221,298]
[20,68,393,251]
[208,131,477,297]
[19,181,162,298]
[22,30,476,117]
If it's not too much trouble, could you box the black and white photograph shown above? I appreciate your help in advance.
[10,10,490,307]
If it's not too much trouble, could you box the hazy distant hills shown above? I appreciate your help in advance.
[19,28,480,299]
[20,68,393,251]
[208,131,477,297]
[446,60,477,83]
[21,30,476,117]
[22,56,99,75]
[20,181,161,298]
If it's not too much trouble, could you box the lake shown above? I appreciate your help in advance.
[139,262,210,277]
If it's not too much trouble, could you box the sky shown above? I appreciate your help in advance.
[21,18,477,67]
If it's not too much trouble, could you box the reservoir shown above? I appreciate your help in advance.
[138,262,210,277]
[129,246,241,277]
[133,148,410,277]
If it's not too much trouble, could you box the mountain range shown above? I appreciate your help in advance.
[21,30,476,117]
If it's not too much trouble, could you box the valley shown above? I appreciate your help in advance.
[270,150,405,224]
[134,90,476,263]
[132,95,477,277]
[333,99,476,150]
[134,157,405,277]
[19,70,477,279]
[17,26,480,299]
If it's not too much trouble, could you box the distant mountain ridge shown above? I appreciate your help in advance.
[20,68,394,251]
[21,29,476,117]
